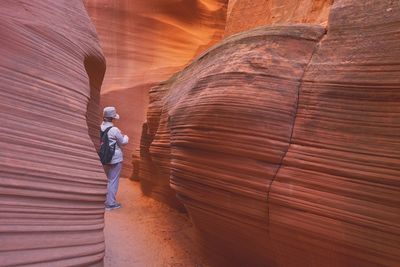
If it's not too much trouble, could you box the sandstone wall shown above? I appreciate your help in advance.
[225,0,333,36]
[84,0,228,178]
[270,1,400,266]
[0,1,106,266]
[140,0,400,265]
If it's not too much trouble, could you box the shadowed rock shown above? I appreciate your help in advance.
[0,1,106,266]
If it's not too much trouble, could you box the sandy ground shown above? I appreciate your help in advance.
[104,178,205,267]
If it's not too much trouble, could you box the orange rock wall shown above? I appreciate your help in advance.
[0,1,106,266]
[140,0,400,266]
[225,0,333,36]
[84,0,228,177]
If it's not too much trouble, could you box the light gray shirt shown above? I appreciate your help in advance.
[101,121,129,164]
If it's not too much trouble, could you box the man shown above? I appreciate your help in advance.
[101,106,129,210]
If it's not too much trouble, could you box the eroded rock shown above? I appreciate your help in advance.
[140,0,400,265]
[270,1,400,266]
[0,1,106,266]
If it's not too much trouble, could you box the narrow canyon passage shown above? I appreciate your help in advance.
[2,1,399,266]
[104,178,204,267]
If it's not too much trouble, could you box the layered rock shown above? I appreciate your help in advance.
[0,1,106,266]
[140,0,400,265]
[139,79,186,210]
[225,0,333,36]
[270,1,400,266]
[84,0,228,177]
[143,24,326,265]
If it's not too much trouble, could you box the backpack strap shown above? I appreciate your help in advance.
[100,126,114,138]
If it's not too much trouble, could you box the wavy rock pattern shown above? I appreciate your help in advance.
[140,0,400,266]
[175,26,329,265]
[139,80,187,210]
[270,1,400,266]
[225,0,333,36]
[84,0,228,177]
[141,24,326,263]
[0,1,106,266]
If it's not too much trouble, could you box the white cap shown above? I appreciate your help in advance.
[103,106,120,119]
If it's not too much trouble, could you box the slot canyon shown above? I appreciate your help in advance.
[0,0,399,266]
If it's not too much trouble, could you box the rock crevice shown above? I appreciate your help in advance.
[266,26,328,227]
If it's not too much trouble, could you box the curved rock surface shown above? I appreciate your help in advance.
[84,0,228,177]
[225,0,333,36]
[270,1,400,266]
[143,24,326,265]
[85,0,228,92]
[140,0,400,266]
[0,1,106,266]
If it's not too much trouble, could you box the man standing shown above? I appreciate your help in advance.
[100,106,129,210]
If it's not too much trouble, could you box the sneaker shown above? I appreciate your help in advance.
[105,203,121,211]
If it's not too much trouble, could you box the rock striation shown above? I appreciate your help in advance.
[0,1,106,266]
[270,1,400,266]
[140,0,400,266]
[225,0,333,36]
[142,23,326,265]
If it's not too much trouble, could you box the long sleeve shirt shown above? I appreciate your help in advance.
[100,121,129,164]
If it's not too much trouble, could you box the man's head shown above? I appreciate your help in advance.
[103,106,120,121]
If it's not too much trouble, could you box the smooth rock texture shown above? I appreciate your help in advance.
[0,1,106,266]
[84,0,228,177]
[225,0,333,36]
[139,0,400,266]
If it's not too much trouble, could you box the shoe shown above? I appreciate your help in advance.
[105,203,121,211]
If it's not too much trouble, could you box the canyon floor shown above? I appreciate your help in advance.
[104,178,205,267]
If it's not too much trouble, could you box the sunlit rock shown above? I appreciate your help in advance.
[225,0,333,36]
[84,0,228,177]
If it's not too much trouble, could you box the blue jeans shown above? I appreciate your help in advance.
[104,162,122,206]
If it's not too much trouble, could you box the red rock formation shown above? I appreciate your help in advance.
[225,0,333,36]
[0,1,106,266]
[84,0,228,177]
[270,1,400,266]
[140,0,400,266]
[144,24,326,265]
[139,80,186,210]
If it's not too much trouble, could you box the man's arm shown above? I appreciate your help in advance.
[114,128,129,146]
